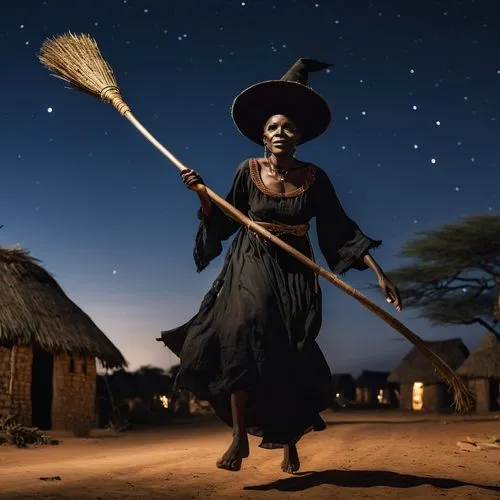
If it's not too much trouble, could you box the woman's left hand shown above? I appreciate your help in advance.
[378,275,402,312]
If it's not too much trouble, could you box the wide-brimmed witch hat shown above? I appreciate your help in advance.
[231,58,333,146]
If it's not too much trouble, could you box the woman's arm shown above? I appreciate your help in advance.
[363,253,384,280]
[181,169,212,216]
[314,168,382,275]
[363,252,402,311]
[313,167,402,311]
[196,186,212,217]
[182,162,250,272]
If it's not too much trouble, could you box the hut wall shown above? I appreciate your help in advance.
[399,384,413,410]
[422,384,440,412]
[471,378,490,413]
[52,354,96,430]
[367,387,378,405]
[355,387,372,404]
[424,383,455,412]
[355,387,365,403]
[399,382,444,412]
[0,346,33,424]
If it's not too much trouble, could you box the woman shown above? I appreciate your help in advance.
[160,58,401,473]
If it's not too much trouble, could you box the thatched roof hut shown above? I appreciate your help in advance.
[0,247,127,430]
[0,247,126,368]
[387,338,469,385]
[388,338,469,412]
[457,331,500,412]
[457,331,500,379]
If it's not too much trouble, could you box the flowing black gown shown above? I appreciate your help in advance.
[160,158,381,448]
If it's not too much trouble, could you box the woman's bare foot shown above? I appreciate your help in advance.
[281,444,300,474]
[216,433,250,471]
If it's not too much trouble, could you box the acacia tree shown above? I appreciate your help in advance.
[382,215,500,334]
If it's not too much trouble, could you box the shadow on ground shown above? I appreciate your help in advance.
[325,417,500,426]
[244,469,500,493]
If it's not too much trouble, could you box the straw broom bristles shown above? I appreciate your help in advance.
[38,32,475,414]
[39,32,130,115]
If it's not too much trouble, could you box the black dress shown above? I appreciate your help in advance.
[160,158,381,448]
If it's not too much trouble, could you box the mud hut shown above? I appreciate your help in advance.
[457,331,500,412]
[355,370,398,407]
[0,247,126,430]
[387,338,469,413]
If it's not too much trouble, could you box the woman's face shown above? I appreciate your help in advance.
[263,114,301,157]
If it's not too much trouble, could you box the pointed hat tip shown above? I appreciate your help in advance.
[296,58,334,70]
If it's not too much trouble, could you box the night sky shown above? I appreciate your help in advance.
[1,0,498,375]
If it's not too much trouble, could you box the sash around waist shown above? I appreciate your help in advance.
[252,221,309,237]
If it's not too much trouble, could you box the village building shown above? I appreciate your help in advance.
[355,370,398,407]
[387,338,469,412]
[457,330,500,412]
[0,247,126,430]
[331,373,356,407]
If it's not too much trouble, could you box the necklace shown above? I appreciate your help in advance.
[267,161,289,183]
[276,168,288,183]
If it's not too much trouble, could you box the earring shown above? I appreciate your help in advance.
[264,144,270,158]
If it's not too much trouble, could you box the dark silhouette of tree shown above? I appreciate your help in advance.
[166,364,180,380]
[380,215,500,334]
[107,368,136,399]
[134,365,173,401]
[96,365,174,427]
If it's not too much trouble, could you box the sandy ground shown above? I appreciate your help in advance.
[0,410,499,500]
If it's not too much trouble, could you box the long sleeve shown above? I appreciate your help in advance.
[194,160,250,272]
[314,168,381,275]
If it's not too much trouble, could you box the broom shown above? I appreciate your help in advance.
[38,32,475,414]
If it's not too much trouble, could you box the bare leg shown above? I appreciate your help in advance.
[281,444,300,474]
[216,390,249,471]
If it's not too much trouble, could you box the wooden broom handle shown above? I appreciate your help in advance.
[121,110,469,384]
[124,109,408,326]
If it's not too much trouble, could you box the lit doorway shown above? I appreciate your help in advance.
[412,382,424,410]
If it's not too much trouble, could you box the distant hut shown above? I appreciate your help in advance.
[355,370,398,407]
[457,331,500,412]
[388,338,469,413]
[0,247,126,430]
[331,373,356,407]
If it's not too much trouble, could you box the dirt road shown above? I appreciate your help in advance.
[0,410,499,499]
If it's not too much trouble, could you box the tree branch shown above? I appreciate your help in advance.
[479,263,500,278]
[458,317,499,335]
